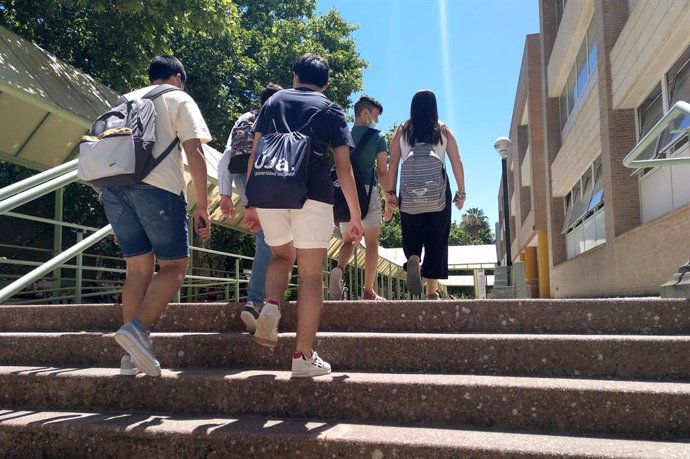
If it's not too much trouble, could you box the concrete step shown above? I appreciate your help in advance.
[3,409,690,459]
[2,298,690,334]
[2,332,690,380]
[3,366,690,440]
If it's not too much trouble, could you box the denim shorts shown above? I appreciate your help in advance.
[100,183,189,260]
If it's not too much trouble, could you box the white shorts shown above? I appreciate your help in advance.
[339,185,382,235]
[258,199,334,249]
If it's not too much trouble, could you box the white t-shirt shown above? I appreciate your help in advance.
[400,132,448,163]
[123,85,212,196]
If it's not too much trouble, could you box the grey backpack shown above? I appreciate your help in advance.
[77,84,181,187]
[399,142,448,214]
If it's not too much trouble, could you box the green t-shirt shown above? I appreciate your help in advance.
[350,125,388,185]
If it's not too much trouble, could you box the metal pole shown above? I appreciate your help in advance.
[75,230,83,303]
[235,258,241,303]
[53,187,64,303]
[501,157,512,267]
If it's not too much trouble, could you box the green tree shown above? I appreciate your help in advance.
[460,207,494,245]
[0,0,367,259]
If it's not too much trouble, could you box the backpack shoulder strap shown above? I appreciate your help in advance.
[351,128,379,156]
[295,102,335,133]
[142,84,182,101]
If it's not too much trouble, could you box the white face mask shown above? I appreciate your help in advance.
[366,113,377,129]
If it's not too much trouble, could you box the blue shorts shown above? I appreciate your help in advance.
[100,183,189,260]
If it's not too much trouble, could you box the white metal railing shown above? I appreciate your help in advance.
[623,101,690,169]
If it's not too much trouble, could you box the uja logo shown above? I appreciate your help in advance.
[254,155,295,173]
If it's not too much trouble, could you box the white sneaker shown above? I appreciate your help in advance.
[240,301,261,333]
[328,267,344,300]
[254,303,280,348]
[291,351,332,378]
[120,353,140,376]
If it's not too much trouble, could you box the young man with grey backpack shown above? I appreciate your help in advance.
[329,95,390,301]
[83,55,212,377]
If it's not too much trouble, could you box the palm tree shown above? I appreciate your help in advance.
[461,207,488,241]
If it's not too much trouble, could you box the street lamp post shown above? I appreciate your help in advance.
[494,137,513,267]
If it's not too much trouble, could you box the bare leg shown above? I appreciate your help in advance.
[264,242,297,303]
[136,257,189,328]
[426,279,439,297]
[336,233,356,269]
[295,248,327,355]
[363,226,381,294]
[121,253,155,324]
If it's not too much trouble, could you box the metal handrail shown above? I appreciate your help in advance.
[0,225,113,303]
[0,169,79,216]
[623,101,690,169]
[0,159,78,201]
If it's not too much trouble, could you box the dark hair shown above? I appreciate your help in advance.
[292,53,329,87]
[149,55,186,84]
[259,83,283,106]
[354,95,383,117]
[405,89,441,146]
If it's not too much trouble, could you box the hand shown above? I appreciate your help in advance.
[220,195,235,220]
[194,208,211,241]
[453,191,466,210]
[383,202,394,222]
[385,193,399,209]
[243,207,261,233]
[346,218,364,244]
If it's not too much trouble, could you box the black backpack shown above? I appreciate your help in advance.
[245,103,333,209]
[77,84,181,187]
[331,128,378,223]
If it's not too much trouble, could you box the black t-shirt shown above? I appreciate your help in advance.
[253,88,354,204]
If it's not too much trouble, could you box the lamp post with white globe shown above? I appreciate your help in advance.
[494,136,513,267]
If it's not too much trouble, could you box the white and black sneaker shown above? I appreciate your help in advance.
[291,351,332,378]
[240,301,261,333]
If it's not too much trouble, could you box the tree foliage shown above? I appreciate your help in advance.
[0,0,367,150]
[0,0,366,263]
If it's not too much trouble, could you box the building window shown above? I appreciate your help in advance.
[636,85,663,162]
[559,18,598,131]
[562,157,605,259]
[637,45,690,225]
[555,0,568,28]
[659,47,690,151]
[587,20,597,77]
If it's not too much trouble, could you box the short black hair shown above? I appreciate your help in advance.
[292,53,329,87]
[354,95,383,116]
[149,55,187,84]
[259,83,283,106]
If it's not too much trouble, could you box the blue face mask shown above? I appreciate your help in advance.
[367,120,377,129]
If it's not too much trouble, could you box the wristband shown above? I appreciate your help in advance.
[386,190,396,195]
[244,206,255,210]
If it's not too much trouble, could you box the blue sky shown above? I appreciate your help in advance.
[316,0,540,229]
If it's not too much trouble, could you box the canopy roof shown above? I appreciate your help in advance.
[0,26,118,170]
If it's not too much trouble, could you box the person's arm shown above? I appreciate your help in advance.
[183,139,211,240]
[334,144,363,243]
[386,126,404,208]
[242,131,262,233]
[442,125,466,210]
[217,147,235,219]
[375,151,388,194]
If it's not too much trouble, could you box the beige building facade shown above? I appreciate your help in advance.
[499,0,690,297]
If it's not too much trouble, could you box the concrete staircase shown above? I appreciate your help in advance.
[2,299,690,458]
